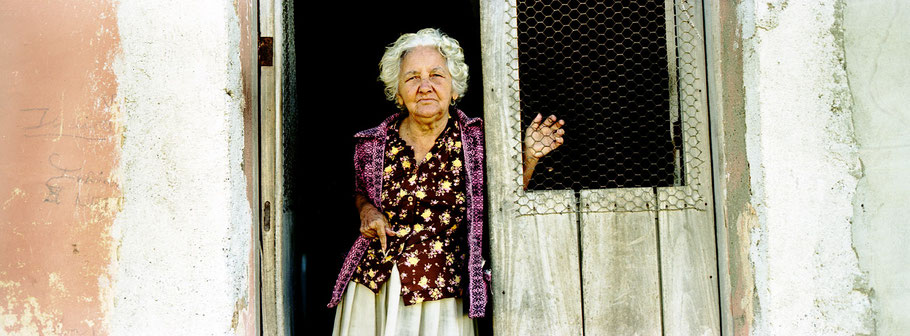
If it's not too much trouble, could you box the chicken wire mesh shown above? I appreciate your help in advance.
[506,0,709,214]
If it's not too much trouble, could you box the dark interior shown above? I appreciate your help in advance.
[290,1,487,334]
[519,0,678,190]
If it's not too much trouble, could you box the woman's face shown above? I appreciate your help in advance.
[396,46,455,120]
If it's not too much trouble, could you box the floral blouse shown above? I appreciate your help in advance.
[351,116,468,305]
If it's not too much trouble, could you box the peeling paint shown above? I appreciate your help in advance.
[739,0,874,334]
[107,0,252,333]
[2,188,26,210]
[730,206,758,336]
[0,1,121,335]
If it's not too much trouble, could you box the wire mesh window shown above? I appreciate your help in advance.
[518,0,682,191]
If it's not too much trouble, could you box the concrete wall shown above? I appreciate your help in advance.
[735,0,910,334]
[845,1,910,335]
[1,0,257,334]
[109,0,255,333]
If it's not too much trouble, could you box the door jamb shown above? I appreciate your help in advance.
[704,1,748,335]
[258,0,288,334]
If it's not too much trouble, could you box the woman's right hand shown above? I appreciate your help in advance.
[357,197,396,253]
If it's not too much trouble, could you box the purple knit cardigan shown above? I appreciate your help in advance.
[327,109,489,318]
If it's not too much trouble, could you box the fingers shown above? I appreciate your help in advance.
[525,114,567,161]
[360,222,375,238]
[368,219,390,250]
[541,115,556,128]
[379,229,388,253]
[528,113,542,131]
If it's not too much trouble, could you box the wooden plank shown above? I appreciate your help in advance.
[248,1,262,333]
[656,191,720,336]
[259,64,277,336]
[703,0,738,334]
[657,1,720,334]
[491,191,584,336]
[480,1,584,334]
[271,1,289,334]
[259,0,274,37]
[580,189,661,336]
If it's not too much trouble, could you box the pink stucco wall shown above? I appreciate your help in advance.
[1,1,258,334]
[0,1,121,334]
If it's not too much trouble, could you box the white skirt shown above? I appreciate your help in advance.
[332,264,476,336]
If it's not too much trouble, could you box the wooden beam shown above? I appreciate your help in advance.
[481,0,583,334]
[581,188,662,335]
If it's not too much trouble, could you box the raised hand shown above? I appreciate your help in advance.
[524,113,566,161]
[523,114,566,189]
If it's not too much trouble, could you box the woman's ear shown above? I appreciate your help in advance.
[395,95,403,108]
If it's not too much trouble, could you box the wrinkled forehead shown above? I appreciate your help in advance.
[400,46,449,73]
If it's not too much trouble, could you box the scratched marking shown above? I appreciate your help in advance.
[20,107,111,141]
[43,153,114,207]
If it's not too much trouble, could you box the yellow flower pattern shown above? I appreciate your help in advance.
[351,116,469,306]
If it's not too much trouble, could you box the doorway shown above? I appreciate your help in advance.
[289,1,485,334]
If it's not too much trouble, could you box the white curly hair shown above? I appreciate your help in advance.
[379,28,469,104]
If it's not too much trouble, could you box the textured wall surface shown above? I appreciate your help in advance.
[738,0,874,334]
[109,0,252,333]
[0,1,121,334]
[845,1,910,334]
[1,0,255,334]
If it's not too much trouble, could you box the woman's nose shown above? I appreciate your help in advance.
[418,78,433,92]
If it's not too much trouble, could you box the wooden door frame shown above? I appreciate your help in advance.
[703,1,751,335]
[258,0,289,334]
[248,0,262,334]
[252,1,747,334]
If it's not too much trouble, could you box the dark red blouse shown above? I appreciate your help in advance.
[351,116,469,305]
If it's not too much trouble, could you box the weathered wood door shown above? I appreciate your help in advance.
[480,0,720,335]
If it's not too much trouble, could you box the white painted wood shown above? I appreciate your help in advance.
[259,0,274,37]
[656,199,720,336]
[581,189,661,336]
[248,2,262,334]
[271,1,289,333]
[259,0,288,333]
[259,64,278,336]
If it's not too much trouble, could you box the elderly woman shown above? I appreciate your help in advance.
[328,28,565,335]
